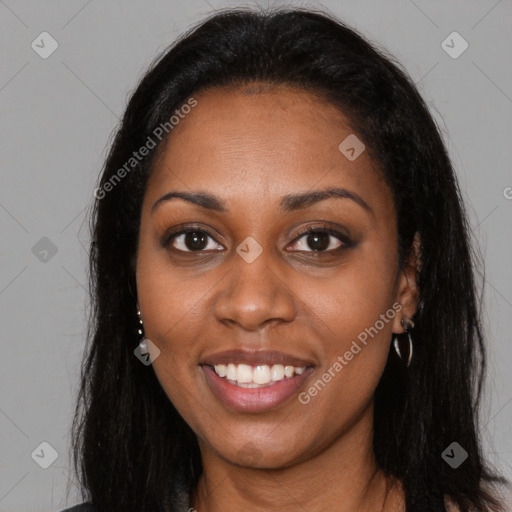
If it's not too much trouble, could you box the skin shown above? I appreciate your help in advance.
[135,84,419,511]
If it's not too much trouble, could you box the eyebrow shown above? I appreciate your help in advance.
[151,186,373,215]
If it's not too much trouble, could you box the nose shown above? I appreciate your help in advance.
[213,250,297,332]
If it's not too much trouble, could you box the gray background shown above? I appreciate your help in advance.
[1,0,511,510]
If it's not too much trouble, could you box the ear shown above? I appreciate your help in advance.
[392,232,421,334]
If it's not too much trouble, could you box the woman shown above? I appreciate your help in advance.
[63,7,509,512]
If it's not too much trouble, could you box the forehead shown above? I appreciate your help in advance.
[145,84,390,211]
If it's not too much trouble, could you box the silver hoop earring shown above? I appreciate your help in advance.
[393,318,414,367]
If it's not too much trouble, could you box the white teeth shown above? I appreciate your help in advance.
[271,364,285,381]
[253,365,271,385]
[236,364,253,383]
[216,364,226,378]
[226,363,237,381]
[212,362,307,386]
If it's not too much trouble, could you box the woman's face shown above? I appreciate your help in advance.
[136,85,417,468]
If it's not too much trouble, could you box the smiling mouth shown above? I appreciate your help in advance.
[206,363,307,388]
[200,349,315,411]
[201,363,314,413]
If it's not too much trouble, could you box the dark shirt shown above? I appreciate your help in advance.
[59,498,191,511]
[59,505,97,512]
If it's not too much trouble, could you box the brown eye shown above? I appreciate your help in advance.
[304,232,333,251]
[165,228,224,252]
[288,227,351,253]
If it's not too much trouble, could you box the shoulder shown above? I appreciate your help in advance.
[59,504,97,512]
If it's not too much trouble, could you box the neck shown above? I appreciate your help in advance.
[191,404,403,512]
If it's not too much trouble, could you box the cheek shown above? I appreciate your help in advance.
[135,244,230,424]
[297,249,397,399]
[135,243,200,393]
[303,250,397,345]
[136,231,212,343]
[136,261,208,421]
[137,272,208,369]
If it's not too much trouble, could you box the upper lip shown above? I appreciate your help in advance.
[201,349,314,368]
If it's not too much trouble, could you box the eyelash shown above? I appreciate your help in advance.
[291,225,352,252]
[162,224,352,254]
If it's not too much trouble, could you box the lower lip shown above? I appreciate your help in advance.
[201,365,313,413]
